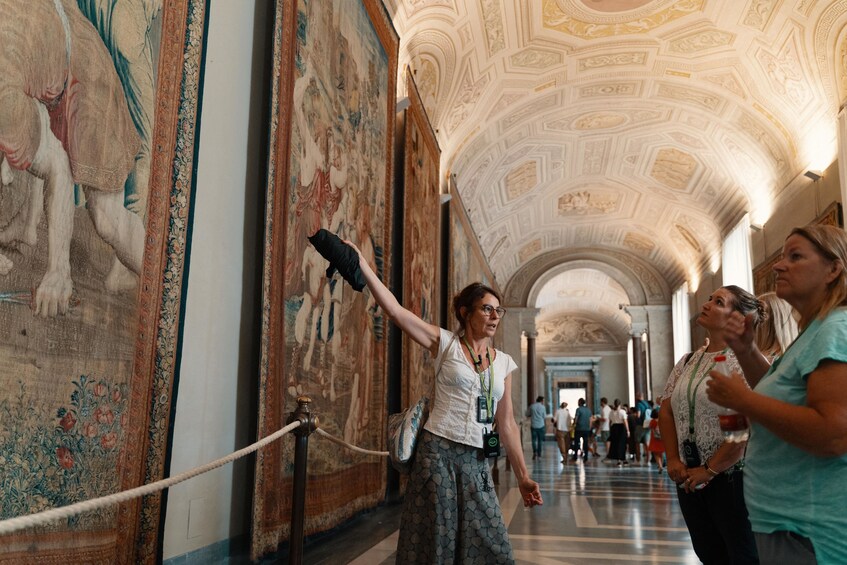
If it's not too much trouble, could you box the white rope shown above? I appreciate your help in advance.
[315,428,389,457]
[0,420,302,535]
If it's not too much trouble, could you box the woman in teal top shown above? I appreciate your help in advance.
[708,225,847,564]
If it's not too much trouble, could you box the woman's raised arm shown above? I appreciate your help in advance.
[347,240,440,356]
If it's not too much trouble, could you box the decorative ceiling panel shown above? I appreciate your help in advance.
[387,0,845,337]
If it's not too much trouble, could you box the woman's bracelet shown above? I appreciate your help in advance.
[704,461,719,476]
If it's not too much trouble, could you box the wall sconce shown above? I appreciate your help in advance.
[804,170,823,181]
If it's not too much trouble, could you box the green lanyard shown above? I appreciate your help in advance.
[685,348,726,436]
[462,336,494,417]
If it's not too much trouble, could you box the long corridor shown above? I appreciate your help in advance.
[289,445,700,564]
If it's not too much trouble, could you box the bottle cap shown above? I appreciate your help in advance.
[714,355,727,362]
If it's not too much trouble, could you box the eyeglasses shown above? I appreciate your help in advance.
[479,304,506,318]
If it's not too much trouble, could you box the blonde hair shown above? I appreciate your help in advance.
[755,292,798,358]
[788,226,847,325]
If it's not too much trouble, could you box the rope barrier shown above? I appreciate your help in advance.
[315,428,389,457]
[0,417,389,537]
[0,420,302,536]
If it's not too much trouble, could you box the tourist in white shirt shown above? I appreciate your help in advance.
[553,402,572,463]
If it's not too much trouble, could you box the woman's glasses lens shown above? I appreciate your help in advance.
[481,305,506,317]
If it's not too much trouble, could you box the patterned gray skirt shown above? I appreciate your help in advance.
[395,430,515,564]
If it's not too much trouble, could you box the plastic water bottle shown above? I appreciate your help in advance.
[713,355,749,442]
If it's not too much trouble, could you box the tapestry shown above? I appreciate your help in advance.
[252,0,398,558]
[448,182,500,305]
[401,71,441,408]
[0,1,207,563]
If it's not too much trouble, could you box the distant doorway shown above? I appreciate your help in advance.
[558,385,587,419]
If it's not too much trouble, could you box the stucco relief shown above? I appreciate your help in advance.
[503,145,536,165]
[737,112,787,170]
[624,232,655,254]
[742,0,778,31]
[574,112,627,130]
[410,57,440,119]
[579,82,639,97]
[480,0,506,55]
[537,316,618,347]
[488,93,526,119]
[577,0,654,12]
[542,0,705,39]
[656,83,722,111]
[510,48,563,70]
[506,161,538,200]
[650,148,697,190]
[668,30,734,53]
[459,22,473,47]
[704,72,746,99]
[755,34,811,109]
[464,155,493,195]
[624,154,638,165]
[519,239,542,262]
[444,66,490,135]
[505,128,530,148]
[811,0,847,114]
[674,223,702,252]
[578,52,646,71]
[582,139,608,175]
[616,254,665,301]
[501,94,558,130]
[840,40,847,102]
[668,131,706,148]
[723,136,763,185]
[558,190,619,216]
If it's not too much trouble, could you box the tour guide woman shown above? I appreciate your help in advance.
[708,225,847,563]
[347,241,543,563]
[659,285,761,564]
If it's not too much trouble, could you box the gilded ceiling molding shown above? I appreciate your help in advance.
[542,0,705,39]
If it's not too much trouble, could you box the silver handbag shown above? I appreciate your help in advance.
[386,335,453,473]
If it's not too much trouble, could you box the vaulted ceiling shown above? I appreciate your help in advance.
[385,0,847,345]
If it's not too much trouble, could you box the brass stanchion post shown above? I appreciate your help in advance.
[287,395,318,565]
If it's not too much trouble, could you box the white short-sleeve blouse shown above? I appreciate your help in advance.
[424,328,518,448]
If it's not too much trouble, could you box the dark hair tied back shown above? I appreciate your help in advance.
[453,282,501,329]
[722,285,764,329]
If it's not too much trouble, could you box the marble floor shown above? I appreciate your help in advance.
[277,446,700,565]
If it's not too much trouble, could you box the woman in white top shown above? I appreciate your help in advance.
[349,241,543,564]
[659,286,761,564]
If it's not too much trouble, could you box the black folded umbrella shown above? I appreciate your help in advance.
[307,229,366,292]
